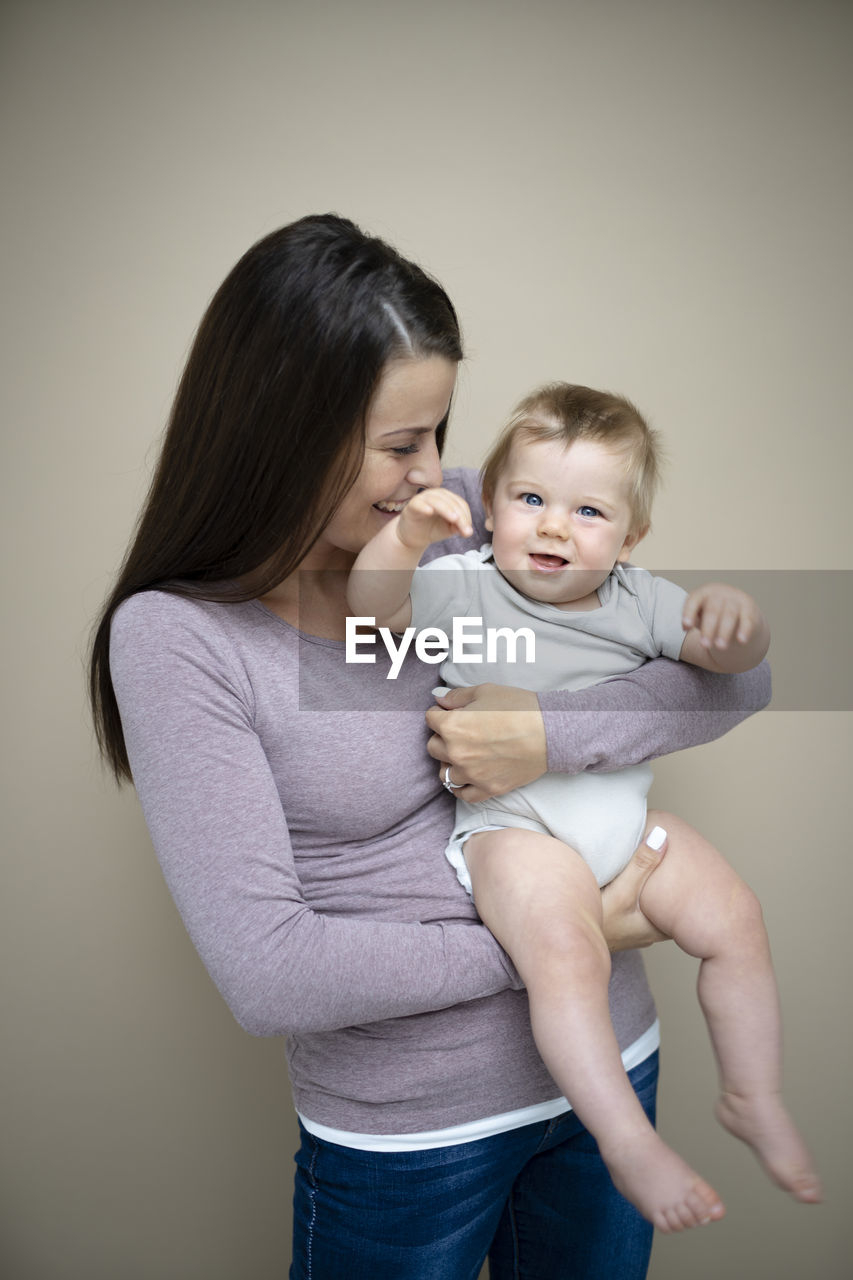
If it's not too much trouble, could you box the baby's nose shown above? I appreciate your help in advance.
[539,510,570,538]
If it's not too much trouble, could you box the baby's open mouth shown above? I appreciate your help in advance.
[529,553,569,571]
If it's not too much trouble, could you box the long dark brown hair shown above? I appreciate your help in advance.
[89,214,463,781]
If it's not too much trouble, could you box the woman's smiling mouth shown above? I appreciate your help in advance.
[374,499,409,514]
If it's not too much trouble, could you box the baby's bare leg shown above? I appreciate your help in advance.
[464,827,724,1232]
[640,810,821,1203]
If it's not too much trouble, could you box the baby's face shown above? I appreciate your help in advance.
[484,436,643,610]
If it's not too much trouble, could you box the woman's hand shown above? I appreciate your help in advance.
[425,684,548,803]
[600,827,671,952]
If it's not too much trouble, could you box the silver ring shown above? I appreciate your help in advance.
[443,766,463,793]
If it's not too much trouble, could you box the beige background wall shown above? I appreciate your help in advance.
[2,1,850,1276]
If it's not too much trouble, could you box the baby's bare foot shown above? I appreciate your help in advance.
[600,1129,725,1233]
[716,1090,822,1203]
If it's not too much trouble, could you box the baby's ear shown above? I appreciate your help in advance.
[620,523,648,561]
[483,493,494,533]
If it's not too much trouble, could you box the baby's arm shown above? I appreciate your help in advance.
[347,488,473,632]
[680,583,770,674]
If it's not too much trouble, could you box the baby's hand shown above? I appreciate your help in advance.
[395,488,473,551]
[682,583,763,651]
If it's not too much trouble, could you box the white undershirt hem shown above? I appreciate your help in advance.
[298,1020,660,1152]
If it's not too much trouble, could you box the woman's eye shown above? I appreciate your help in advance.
[392,444,418,456]
[578,505,601,519]
[521,493,543,507]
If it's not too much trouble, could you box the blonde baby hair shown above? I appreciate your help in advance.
[481,382,662,535]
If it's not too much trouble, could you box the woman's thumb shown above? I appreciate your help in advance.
[635,825,668,874]
[431,685,475,708]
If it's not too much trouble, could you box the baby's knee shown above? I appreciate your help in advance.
[726,879,766,938]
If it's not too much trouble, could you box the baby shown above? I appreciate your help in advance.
[347,382,820,1233]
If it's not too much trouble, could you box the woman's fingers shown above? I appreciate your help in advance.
[635,823,668,867]
[425,684,547,800]
[430,685,474,706]
[600,825,671,951]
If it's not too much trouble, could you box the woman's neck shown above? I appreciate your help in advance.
[259,547,355,639]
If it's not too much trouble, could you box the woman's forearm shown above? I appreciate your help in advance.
[540,657,771,775]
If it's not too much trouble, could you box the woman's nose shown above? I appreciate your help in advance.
[407,437,443,490]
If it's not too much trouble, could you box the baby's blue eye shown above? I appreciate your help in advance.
[578,505,601,518]
[522,493,543,507]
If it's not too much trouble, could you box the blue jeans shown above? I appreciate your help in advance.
[290,1050,658,1279]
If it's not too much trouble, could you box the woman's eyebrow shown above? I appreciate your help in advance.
[378,425,436,439]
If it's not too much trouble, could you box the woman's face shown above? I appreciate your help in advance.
[315,356,457,561]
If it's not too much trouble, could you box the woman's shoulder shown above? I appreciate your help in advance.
[108,590,274,719]
[110,589,276,669]
[442,465,481,506]
[112,588,227,639]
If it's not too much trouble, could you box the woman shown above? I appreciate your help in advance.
[89,214,769,1278]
